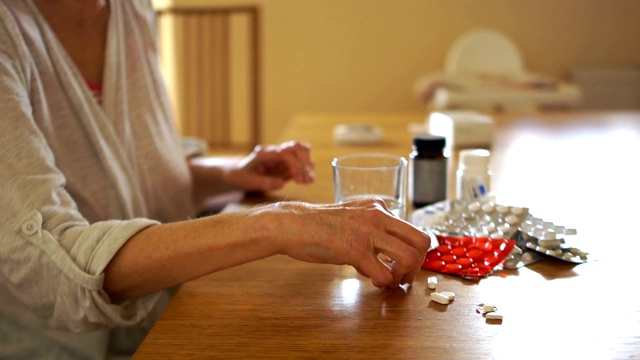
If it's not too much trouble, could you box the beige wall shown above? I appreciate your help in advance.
[154,0,640,144]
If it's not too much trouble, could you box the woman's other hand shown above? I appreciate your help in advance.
[225,141,314,192]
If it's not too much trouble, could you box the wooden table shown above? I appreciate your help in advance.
[134,111,640,359]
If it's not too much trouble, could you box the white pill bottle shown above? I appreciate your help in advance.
[456,149,492,200]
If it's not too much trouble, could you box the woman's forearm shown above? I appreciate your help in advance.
[103,198,431,303]
[103,207,279,303]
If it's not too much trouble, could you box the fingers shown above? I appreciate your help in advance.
[371,230,426,288]
[258,141,314,184]
[277,141,314,184]
[385,220,431,286]
[227,141,314,192]
[352,255,394,288]
[340,197,430,289]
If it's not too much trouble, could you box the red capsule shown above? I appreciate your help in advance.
[456,257,473,268]
[467,248,484,260]
[451,247,467,257]
[460,236,475,248]
[444,263,463,273]
[441,254,457,264]
[477,238,494,252]
[485,255,500,266]
[424,260,446,271]
[426,251,441,261]
[436,244,452,254]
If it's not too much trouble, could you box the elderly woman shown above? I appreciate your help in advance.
[0,0,429,358]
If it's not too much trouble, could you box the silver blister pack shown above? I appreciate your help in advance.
[412,198,588,269]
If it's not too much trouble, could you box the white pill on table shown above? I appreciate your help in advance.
[439,291,455,301]
[430,292,450,305]
[486,313,503,320]
[427,276,438,289]
[483,304,496,312]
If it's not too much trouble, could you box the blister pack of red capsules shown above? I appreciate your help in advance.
[422,235,516,279]
[413,199,525,279]
[413,198,588,275]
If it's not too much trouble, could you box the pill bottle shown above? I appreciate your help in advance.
[410,135,447,208]
[456,149,492,200]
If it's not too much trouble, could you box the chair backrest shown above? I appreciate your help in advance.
[156,6,261,152]
[444,28,524,75]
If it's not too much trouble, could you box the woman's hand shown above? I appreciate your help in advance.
[266,197,431,289]
[224,141,314,192]
[188,141,314,205]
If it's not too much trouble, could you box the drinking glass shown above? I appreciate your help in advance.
[332,154,407,219]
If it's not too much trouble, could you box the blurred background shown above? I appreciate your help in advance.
[152,0,640,152]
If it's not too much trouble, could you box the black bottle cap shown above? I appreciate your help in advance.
[413,135,446,152]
